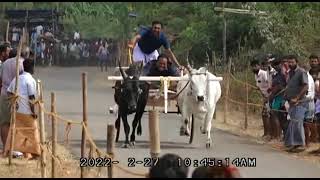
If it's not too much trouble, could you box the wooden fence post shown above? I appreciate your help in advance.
[51,92,57,178]
[149,110,160,158]
[81,72,88,178]
[37,80,46,178]
[107,124,115,178]
[223,58,232,124]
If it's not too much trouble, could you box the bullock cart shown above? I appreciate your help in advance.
[108,69,223,147]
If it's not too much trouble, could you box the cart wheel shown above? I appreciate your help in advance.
[189,114,194,144]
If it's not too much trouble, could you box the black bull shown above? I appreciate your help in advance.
[113,63,149,148]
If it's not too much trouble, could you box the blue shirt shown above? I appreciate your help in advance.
[137,27,170,54]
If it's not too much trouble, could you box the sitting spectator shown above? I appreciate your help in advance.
[191,158,241,178]
[4,58,40,160]
[148,153,189,178]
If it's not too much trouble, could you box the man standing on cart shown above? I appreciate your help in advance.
[128,20,182,75]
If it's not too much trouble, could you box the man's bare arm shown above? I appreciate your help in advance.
[296,84,308,100]
[165,48,181,67]
[129,34,141,49]
[29,95,37,118]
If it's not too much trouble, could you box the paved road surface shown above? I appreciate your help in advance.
[31,67,320,178]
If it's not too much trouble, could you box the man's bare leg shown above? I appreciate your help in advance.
[0,124,10,151]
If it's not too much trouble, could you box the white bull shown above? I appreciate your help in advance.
[177,67,222,148]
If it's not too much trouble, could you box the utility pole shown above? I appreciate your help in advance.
[222,2,227,64]
[213,2,267,64]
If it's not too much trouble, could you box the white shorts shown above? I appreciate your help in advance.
[133,44,159,66]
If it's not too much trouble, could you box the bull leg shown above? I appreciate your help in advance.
[179,106,190,136]
[121,114,130,148]
[130,115,140,146]
[136,94,148,136]
[198,113,206,135]
[205,109,215,148]
[115,114,121,142]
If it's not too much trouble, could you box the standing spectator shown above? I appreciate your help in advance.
[307,54,320,143]
[97,43,109,72]
[60,42,68,66]
[280,56,290,83]
[40,39,46,65]
[0,50,24,155]
[148,153,189,178]
[250,59,272,140]
[11,27,20,47]
[74,30,80,43]
[82,42,90,66]
[268,57,288,141]
[284,55,309,152]
[302,64,316,147]
[4,58,40,159]
[35,25,43,37]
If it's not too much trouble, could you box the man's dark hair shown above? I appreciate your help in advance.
[286,55,298,62]
[309,54,319,60]
[149,153,189,178]
[23,58,35,74]
[309,68,318,76]
[250,59,259,67]
[157,53,169,61]
[8,48,17,58]
[152,20,163,27]
[0,44,10,54]
[271,57,282,67]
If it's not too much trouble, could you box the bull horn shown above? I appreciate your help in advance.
[119,61,128,79]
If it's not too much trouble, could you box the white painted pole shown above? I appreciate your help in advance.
[164,79,168,113]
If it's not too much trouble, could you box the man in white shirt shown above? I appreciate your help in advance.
[7,58,37,117]
[303,70,315,147]
[251,59,272,140]
[5,58,40,159]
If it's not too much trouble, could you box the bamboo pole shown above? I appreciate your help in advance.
[149,110,160,158]
[6,21,9,43]
[80,72,88,178]
[8,28,24,165]
[51,92,57,178]
[37,80,46,178]
[107,124,115,178]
